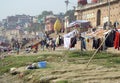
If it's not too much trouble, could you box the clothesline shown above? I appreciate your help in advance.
[86,28,120,68]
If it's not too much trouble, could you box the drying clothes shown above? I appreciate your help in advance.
[105,30,116,47]
[98,38,103,50]
[55,37,60,46]
[92,38,99,49]
[113,21,119,28]
[114,31,120,50]
[64,37,71,48]
[92,38,102,50]
[70,36,77,48]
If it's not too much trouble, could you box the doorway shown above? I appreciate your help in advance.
[96,9,101,26]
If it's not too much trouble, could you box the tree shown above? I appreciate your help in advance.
[38,11,53,21]
[42,11,53,16]
[65,10,76,23]
[38,11,53,31]
[24,23,41,33]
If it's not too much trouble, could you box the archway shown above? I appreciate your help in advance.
[96,9,101,26]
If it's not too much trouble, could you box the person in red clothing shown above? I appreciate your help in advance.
[32,42,39,53]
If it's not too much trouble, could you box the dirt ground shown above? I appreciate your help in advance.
[1,60,120,83]
[1,41,120,83]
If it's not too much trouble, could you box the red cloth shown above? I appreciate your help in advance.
[114,31,120,49]
[92,0,98,3]
[32,42,39,49]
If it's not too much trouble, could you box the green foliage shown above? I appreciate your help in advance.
[26,23,45,33]
[1,50,120,75]
[66,51,115,59]
[108,57,120,64]
[65,50,120,67]
[30,23,41,32]
[65,10,76,23]
[0,55,39,75]
[0,53,62,75]
[37,11,54,32]
[56,80,68,83]
[24,70,33,75]
[94,52,113,59]
[25,11,53,32]
[66,50,93,58]
[38,11,53,21]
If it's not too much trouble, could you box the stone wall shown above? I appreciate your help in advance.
[76,0,120,27]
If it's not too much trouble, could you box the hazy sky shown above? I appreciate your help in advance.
[0,0,90,20]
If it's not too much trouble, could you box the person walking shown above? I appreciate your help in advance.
[40,39,46,51]
[52,38,56,51]
[15,41,20,54]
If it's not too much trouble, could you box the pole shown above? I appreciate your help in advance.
[86,30,111,68]
[86,1,111,68]
[65,0,69,33]
[65,0,69,12]
[108,0,110,28]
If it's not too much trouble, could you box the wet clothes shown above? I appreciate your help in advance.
[105,30,116,47]
[92,38,103,50]
[70,36,77,48]
[114,31,120,50]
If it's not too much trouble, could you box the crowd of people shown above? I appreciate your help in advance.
[1,29,110,55]
[6,33,64,55]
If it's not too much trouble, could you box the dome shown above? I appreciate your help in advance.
[78,0,87,5]
[92,0,98,3]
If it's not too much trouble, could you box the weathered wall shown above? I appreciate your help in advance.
[76,0,120,27]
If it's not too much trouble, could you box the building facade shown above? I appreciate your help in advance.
[45,15,57,33]
[75,0,120,27]
[5,29,25,40]
[2,14,33,29]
